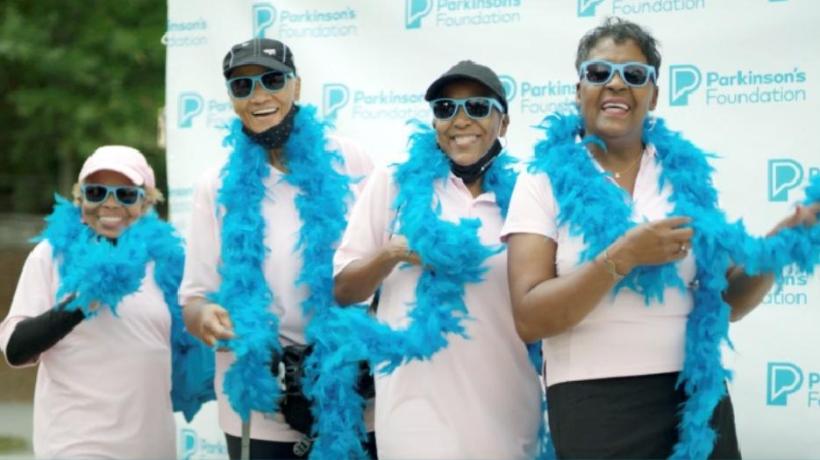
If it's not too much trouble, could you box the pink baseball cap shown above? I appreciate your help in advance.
[78,145,156,188]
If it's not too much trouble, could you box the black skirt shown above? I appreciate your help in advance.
[547,372,741,459]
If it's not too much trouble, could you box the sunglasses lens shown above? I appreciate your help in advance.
[584,62,613,84]
[260,72,288,91]
[115,187,141,206]
[464,98,492,118]
[228,77,254,98]
[83,185,108,203]
[432,100,457,119]
[623,64,650,86]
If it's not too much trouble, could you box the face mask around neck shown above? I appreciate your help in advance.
[448,139,503,185]
[242,104,300,150]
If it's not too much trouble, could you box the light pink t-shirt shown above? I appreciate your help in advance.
[0,241,176,459]
[179,136,374,442]
[333,166,542,460]
[501,146,697,387]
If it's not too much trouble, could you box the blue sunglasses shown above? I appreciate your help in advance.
[429,97,505,121]
[226,70,294,99]
[579,60,657,87]
[81,184,145,206]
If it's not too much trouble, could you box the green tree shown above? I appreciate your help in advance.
[0,0,167,215]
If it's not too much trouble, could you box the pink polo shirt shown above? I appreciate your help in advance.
[0,241,176,459]
[179,135,373,442]
[501,146,697,387]
[334,166,542,460]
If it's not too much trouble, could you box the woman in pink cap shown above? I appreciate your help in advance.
[0,145,212,459]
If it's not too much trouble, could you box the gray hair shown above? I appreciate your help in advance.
[575,17,662,79]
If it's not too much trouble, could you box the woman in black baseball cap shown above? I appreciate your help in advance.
[423,60,510,187]
[332,60,543,459]
[181,37,375,460]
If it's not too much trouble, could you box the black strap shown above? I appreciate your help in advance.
[448,139,502,185]
[5,296,85,366]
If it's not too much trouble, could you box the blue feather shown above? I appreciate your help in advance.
[305,122,557,458]
[38,197,214,422]
[215,105,371,458]
[530,111,820,459]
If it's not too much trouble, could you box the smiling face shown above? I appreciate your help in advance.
[434,80,508,167]
[576,37,658,149]
[80,170,147,239]
[229,64,301,134]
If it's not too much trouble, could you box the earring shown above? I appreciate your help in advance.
[646,112,657,132]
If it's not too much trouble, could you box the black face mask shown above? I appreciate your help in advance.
[242,105,300,150]
[448,139,503,185]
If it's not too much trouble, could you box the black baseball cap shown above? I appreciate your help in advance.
[424,60,507,112]
[222,38,297,78]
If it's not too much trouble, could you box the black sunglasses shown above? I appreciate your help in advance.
[226,71,294,99]
[81,184,145,206]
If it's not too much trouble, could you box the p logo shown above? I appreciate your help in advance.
[499,75,517,102]
[179,428,198,460]
[577,0,606,17]
[177,92,203,129]
[405,0,433,29]
[669,64,702,106]
[767,159,804,202]
[767,362,804,406]
[322,83,350,118]
[253,3,277,37]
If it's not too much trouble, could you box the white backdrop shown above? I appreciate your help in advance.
[165,1,820,458]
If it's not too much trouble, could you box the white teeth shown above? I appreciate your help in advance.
[253,107,278,116]
[602,102,629,110]
[452,135,479,146]
[99,217,122,224]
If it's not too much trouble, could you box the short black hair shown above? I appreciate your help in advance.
[575,17,662,79]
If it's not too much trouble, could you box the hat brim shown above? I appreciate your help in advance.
[424,74,503,101]
[224,57,294,77]
[80,165,145,187]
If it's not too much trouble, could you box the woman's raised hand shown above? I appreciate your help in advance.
[608,216,693,276]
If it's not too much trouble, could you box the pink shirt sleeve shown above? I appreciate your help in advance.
[0,241,57,367]
[500,170,559,242]
[178,171,222,306]
[333,166,396,278]
[330,135,375,197]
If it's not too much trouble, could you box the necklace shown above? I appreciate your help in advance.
[531,111,820,459]
[598,149,642,179]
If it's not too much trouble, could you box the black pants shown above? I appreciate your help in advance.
[226,432,377,460]
[547,372,741,459]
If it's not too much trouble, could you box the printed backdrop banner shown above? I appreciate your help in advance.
[165,1,820,458]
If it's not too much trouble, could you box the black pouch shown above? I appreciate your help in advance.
[280,344,314,435]
[271,345,375,435]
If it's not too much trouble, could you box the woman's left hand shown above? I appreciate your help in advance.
[767,202,820,237]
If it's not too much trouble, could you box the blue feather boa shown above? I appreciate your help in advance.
[531,111,820,459]
[213,105,357,448]
[37,196,214,422]
[305,121,550,459]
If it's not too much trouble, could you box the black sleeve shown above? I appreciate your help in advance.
[4,297,85,366]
